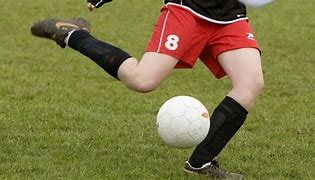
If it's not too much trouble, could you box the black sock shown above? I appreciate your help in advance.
[188,96,248,168]
[68,30,131,79]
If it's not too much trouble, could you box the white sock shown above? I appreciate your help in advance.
[64,30,77,45]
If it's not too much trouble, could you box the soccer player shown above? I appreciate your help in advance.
[31,0,266,178]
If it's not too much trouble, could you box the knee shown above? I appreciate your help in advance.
[234,75,264,98]
[133,79,159,93]
[252,75,264,96]
[120,70,161,93]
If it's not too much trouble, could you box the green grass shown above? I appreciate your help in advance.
[0,0,314,179]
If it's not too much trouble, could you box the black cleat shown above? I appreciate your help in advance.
[31,18,91,48]
[184,159,243,179]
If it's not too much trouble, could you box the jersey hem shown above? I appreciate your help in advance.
[165,3,248,24]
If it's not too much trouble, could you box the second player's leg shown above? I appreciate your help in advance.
[118,52,179,93]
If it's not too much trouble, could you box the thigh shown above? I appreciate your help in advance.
[218,48,264,110]
[137,52,179,80]
[218,48,263,86]
[118,52,179,91]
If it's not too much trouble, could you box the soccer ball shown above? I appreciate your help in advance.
[156,96,210,149]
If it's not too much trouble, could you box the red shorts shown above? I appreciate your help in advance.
[146,5,260,78]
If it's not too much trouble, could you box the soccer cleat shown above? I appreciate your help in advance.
[184,159,243,179]
[31,18,91,48]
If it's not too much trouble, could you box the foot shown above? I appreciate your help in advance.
[31,18,91,48]
[184,159,243,179]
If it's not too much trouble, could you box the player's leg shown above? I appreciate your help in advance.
[31,19,179,92]
[188,47,263,169]
[30,6,199,93]
[117,52,178,92]
[185,20,263,179]
[65,29,179,92]
[219,48,264,110]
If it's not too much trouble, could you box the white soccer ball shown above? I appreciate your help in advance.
[239,0,273,7]
[156,96,210,149]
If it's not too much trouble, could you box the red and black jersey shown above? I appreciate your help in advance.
[164,0,247,24]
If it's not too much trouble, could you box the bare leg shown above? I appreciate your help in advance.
[189,48,264,168]
[118,52,179,92]
[62,29,179,93]
[218,48,264,110]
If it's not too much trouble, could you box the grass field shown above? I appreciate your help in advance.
[0,0,314,179]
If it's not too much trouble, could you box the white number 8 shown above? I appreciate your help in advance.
[165,34,179,51]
